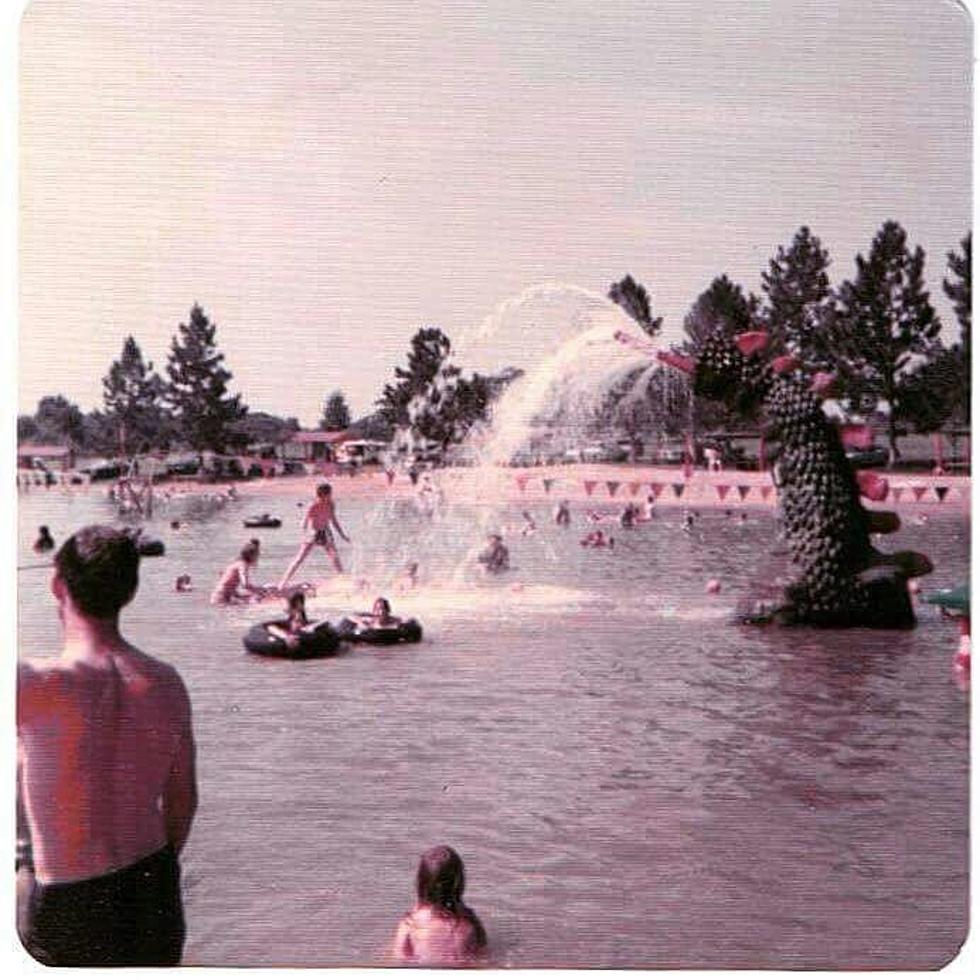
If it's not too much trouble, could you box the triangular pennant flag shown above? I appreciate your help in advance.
[628,481,641,497]
[584,480,597,497]
[649,482,665,500]
[672,482,685,499]
[935,485,949,502]
[515,475,529,492]
[912,485,928,502]
[542,478,554,494]
[736,485,750,501]
[760,485,773,500]
[892,486,904,502]
[606,480,620,498]
[715,485,730,501]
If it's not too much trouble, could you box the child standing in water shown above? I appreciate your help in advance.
[392,846,486,966]
[279,483,350,589]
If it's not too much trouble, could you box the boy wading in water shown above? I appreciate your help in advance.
[279,482,350,589]
[17,526,197,966]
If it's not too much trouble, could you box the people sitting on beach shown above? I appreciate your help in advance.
[477,534,510,573]
[392,845,487,967]
[210,540,263,605]
[33,525,55,553]
[174,575,193,593]
[553,500,571,526]
[395,561,420,593]
[581,529,614,548]
[520,510,536,536]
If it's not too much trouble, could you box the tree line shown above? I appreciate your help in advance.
[19,220,970,466]
[608,221,971,463]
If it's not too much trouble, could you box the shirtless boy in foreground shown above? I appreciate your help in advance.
[279,483,350,589]
[17,525,198,966]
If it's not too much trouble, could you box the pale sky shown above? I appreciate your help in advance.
[19,0,972,426]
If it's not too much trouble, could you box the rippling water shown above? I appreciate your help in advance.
[17,483,969,968]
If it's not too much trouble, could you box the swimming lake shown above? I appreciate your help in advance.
[17,483,969,968]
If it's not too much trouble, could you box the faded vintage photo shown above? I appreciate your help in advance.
[15,0,971,969]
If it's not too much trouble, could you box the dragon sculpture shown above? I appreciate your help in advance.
[619,328,933,628]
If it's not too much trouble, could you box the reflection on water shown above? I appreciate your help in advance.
[17,485,969,968]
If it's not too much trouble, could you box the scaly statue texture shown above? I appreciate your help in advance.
[622,328,933,628]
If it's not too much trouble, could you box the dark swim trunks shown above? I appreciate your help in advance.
[311,526,335,547]
[21,846,185,966]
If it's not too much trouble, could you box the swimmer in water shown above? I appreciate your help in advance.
[640,495,656,521]
[392,845,486,967]
[267,591,311,649]
[553,500,571,527]
[170,520,181,531]
[682,512,695,532]
[395,561,420,593]
[174,575,192,593]
[210,540,263,605]
[477,534,509,573]
[619,504,636,529]
[33,526,55,553]
[355,596,401,629]
[520,510,536,536]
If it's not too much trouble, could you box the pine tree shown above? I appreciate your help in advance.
[942,232,971,426]
[102,336,167,455]
[831,221,942,463]
[608,274,663,337]
[760,226,834,366]
[320,390,352,431]
[377,328,456,429]
[165,304,247,452]
[682,275,759,350]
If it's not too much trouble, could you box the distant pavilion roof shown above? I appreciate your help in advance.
[287,430,350,444]
[17,444,73,457]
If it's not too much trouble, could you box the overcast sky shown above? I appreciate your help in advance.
[19,0,972,425]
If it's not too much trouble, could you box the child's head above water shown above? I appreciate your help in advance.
[416,845,466,911]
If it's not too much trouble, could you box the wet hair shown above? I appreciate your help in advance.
[288,591,307,612]
[416,845,466,912]
[317,483,332,497]
[240,541,260,564]
[38,525,50,536]
[373,597,392,617]
[54,525,139,619]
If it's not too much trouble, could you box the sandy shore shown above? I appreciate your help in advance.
[138,463,971,512]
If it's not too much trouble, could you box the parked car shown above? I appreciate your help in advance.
[165,455,201,477]
[81,459,125,481]
[846,446,889,468]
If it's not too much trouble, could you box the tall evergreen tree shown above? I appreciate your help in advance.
[102,336,167,455]
[165,304,247,452]
[608,274,663,337]
[760,226,835,366]
[320,390,352,431]
[682,274,759,350]
[941,232,971,426]
[831,221,942,463]
[377,327,456,429]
